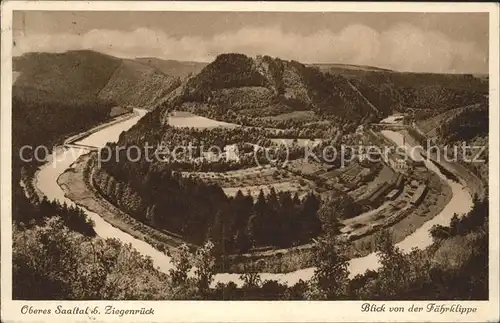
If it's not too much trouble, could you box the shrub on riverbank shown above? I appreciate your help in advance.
[12,195,488,300]
[13,217,174,300]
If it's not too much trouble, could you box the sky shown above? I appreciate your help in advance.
[12,11,489,74]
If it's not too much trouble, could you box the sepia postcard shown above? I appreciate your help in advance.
[1,1,499,322]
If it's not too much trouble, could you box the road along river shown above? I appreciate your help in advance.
[34,110,473,287]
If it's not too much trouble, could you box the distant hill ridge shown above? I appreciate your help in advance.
[13,50,488,116]
[13,50,188,109]
[135,57,207,79]
[309,63,394,73]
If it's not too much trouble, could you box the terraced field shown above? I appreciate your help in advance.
[287,159,329,175]
[182,165,317,198]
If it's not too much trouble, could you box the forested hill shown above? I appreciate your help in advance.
[345,70,488,118]
[13,50,182,109]
[13,50,122,101]
[416,103,489,182]
[173,53,386,122]
[154,53,487,131]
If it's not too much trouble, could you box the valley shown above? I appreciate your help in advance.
[42,108,472,285]
[12,50,489,300]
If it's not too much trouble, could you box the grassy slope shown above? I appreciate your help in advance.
[417,103,489,187]
[98,59,180,109]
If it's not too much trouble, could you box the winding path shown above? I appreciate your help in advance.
[34,110,473,287]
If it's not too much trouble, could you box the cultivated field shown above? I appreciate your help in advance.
[181,165,277,180]
[168,111,240,129]
[350,165,394,199]
[287,159,329,175]
[182,163,317,198]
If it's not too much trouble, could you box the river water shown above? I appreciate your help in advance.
[34,111,473,286]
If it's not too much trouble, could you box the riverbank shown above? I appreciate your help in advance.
[64,110,137,146]
[59,151,315,273]
[59,139,451,275]
[30,110,137,201]
[400,129,486,200]
[35,110,474,286]
[349,173,452,258]
[227,167,453,271]
[34,109,180,276]
[58,152,189,253]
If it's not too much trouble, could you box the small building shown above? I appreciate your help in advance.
[223,144,240,162]
[202,151,219,162]
[388,155,409,171]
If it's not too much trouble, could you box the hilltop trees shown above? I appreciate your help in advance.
[193,241,217,293]
[182,53,268,102]
[167,240,217,298]
[371,231,414,298]
[211,189,322,251]
[12,181,96,237]
[14,212,488,301]
[13,217,218,300]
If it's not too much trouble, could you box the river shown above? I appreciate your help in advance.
[36,110,178,272]
[34,110,473,287]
